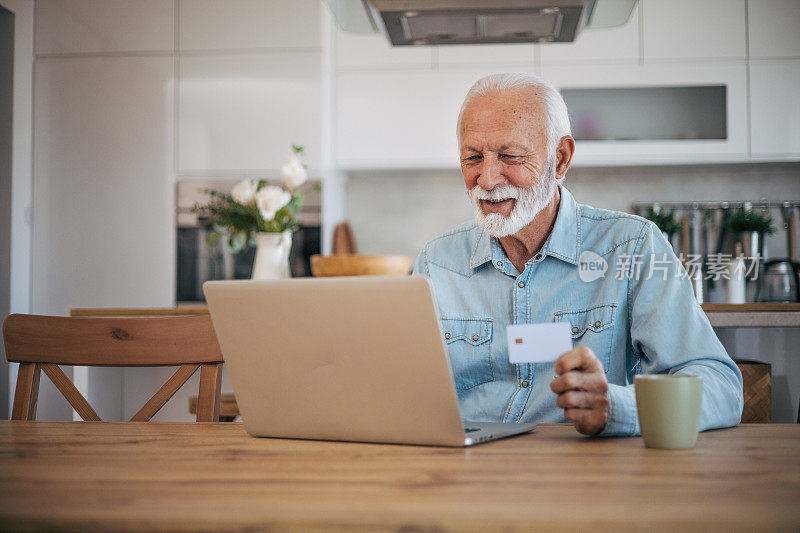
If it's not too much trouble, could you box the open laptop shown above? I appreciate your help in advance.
[203,276,535,446]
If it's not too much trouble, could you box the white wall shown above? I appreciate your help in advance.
[1,0,34,419]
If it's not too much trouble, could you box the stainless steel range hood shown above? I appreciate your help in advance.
[323,0,637,45]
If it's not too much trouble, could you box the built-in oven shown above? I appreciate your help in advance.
[176,180,321,303]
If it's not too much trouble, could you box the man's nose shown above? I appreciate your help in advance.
[476,156,504,190]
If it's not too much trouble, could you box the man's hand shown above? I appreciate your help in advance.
[549,346,609,436]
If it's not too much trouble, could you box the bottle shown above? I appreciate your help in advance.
[727,243,746,304]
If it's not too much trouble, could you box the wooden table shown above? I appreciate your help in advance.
[70,303,800,328]
[1,422,798,532]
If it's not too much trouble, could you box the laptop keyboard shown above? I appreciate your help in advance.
[464,427,480,433]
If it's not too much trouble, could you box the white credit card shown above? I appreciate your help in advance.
[506,322,573,364]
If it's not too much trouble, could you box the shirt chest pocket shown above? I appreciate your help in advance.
[553,305,616,373]
[440,318,494,390]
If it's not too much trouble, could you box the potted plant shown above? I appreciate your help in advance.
[724,203,775,260]
[193,145,309,279]
[644,204,682,250]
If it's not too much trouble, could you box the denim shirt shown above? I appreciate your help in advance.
[413,185,743,436]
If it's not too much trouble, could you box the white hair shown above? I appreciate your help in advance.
[457,72,571,153]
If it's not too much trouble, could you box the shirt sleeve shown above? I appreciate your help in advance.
[599,220,744,437]
[412,246,427,276]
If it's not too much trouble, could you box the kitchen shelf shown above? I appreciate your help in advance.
[72,303,800,328]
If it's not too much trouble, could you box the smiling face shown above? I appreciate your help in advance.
[459,90,558,237]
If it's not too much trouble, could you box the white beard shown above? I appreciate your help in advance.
[468,156,558,238]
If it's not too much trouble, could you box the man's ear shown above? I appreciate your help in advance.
[555,135,576,179]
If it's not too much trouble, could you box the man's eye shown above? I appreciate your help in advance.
[463,155,481,161]
[501,154,523,160]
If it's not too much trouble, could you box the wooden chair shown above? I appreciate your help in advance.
[3,314,224,422]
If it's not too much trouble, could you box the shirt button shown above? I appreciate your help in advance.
[534,254,542,261]
[497,261,503,267]
[444,333,451,339]
[521,380,529,388]
[571,326,579,334]
[518,281,525,288]
[594,320,601,328]
[472,334,479,341]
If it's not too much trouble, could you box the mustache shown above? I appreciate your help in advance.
[468,185,524,202]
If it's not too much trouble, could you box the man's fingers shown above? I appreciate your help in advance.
[564,408,607,436]
[554,346,604,375]
[555,391,607,410]
[550,370,609,394]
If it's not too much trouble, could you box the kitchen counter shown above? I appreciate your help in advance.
[71,303,800,328]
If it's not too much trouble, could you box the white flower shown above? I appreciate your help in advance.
[256,185,291,222]
[281,154,308,189]
[231,179,258,205]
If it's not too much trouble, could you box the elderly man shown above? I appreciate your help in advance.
[413,73,743,436]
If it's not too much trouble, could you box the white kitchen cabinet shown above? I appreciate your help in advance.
[180,0,321,51]
[749,59,800,160]
[336,66,514,169]
[178,52,322,174]
[539,3,640,65]
[748,0,800,58]
[336,29,433,69]
[436,43,536,68]
[540,62,748,165]
[33,56,175,313]
[35,0,174,54]
[642,0,746,61]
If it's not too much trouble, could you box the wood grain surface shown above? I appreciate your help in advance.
[0,422,798,532]
[70,303,800,317]
[3,314,223,366]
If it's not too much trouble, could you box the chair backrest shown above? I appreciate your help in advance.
[3,314,224,422]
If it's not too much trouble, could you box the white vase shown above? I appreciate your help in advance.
[251,231,292,280]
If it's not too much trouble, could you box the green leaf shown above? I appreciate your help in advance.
[229,231,247,254]
[644,206,682,235]
[726,208,775,235]
[204,231,219,247]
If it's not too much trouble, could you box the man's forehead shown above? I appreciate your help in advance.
[459,92,547,149]
[463,91,543,122]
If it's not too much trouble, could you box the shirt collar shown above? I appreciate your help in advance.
[542,184,580,265]
[469,184,581,270]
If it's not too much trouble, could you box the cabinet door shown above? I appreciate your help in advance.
[180,0,321,51]
[336,67,513,169]
[539,2,640,65]
[748,0,800,58]
[36,0,173,54]
[541,62,748,166]
[642,0,746,60]
[749,60,800,160]
[179,52,322,174]
[33,56,176,314]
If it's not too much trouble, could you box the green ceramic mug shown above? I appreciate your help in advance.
[634,374,703,449]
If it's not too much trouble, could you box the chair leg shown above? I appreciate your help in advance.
[12,363,40,420]
[197,363,222,422]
